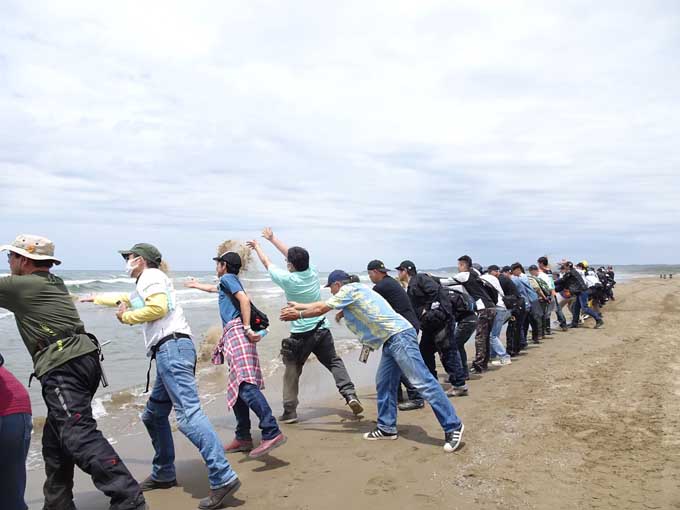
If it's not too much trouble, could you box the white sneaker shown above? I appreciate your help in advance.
[363,428,398,440]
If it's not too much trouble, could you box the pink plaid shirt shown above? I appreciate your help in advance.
[212,317,264,409]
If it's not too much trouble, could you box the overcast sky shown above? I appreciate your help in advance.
[1,0,679,271]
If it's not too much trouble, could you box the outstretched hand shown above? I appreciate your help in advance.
[245,240,259,250]
[262,227,274,241]
[184,278,199,288]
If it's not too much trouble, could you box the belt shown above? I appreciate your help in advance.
[290,319,327,339]
[144,332,192,392]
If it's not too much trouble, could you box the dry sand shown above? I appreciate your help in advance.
[25,278,680,509]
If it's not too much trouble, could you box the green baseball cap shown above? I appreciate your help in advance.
[118,243,162,264]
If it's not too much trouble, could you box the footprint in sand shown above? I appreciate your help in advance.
[364,475,397,495]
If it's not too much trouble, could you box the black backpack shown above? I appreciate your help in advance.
[220,281,270,332]
[447,288,477,317]
[479,277,499,305]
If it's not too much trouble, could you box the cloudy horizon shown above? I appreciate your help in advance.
[1,0,679,271]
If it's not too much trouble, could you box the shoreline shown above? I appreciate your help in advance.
[25,277,680,509]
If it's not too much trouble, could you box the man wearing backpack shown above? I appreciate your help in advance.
[247,229,362,423]
[481,266,512,366]
[439,256,496,374]
[396,261,459,393]
[494,266,524,357]
[185,251,287,459]
[441,287,478,396]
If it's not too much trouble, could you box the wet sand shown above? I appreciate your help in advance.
[25,278,680,509]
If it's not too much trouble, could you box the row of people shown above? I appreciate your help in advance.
[0,231,612,509]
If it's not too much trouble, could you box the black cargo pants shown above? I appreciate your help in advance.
[40,352,144,510]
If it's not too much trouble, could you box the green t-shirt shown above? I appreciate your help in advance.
[0,272,97,378]
[268,264,329,333]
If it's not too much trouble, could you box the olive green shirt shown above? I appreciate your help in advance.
[0,272,97,378]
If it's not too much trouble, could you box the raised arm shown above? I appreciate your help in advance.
[246,239,272,270]
[262,227,289,258]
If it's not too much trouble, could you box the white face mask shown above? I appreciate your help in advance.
[125,256,140,277]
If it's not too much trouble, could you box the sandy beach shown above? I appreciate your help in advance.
[24,277,680,510]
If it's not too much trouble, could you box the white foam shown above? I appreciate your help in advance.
[64,277,134,286]
[241,277,273,282]
[0,310,13,320]
[92,398,108,419]
[179,297,219,305]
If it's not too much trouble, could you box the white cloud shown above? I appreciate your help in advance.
[1,0,679,269]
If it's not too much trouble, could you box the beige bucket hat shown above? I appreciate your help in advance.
[0,234,62,265]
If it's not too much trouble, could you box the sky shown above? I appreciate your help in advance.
[1,0,679,271]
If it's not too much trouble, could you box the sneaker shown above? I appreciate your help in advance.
[561,325,569,332]
[248,433,287,458]
[491,358,512,366]
[568,323,580,329]
[398,400,424,411]
[198,478,241,510]
[363,428,398,440]
[223,437,253,453]
[278,411,298,424]
[595,319,604,329]
[346,396,364,416]
[444,424,465,453]
[140,475,177,492]
[446,386,468,397]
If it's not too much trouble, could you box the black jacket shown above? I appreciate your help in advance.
[373,275,420,332]
[407,272,450,318]
[498,274,518,297]
[554,269,588,295]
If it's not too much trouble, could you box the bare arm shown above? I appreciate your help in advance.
[262,227,289,258]
[234,291,260,342]
[184,278,218,293]
[246,240,272,270]
[280,300,332,321]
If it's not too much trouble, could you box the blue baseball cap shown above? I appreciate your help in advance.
[325,269,350,287]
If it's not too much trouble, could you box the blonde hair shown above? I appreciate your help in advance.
[216,240,252,272]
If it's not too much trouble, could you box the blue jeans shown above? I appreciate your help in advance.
[376,328,462,434]
[489,307,511,359]
[574,290,602,322]
[233,382,280,441]
[0,412,32,510]
[141,337,237,489]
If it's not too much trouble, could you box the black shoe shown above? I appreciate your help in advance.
[568,323,580,329]
[595,319,604,329]
[560,325,569,332]
[198,478,242,510]
[140,476,177,492]
[278,411,298,424]
[398,400,424,411]
[346,395,364,415]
